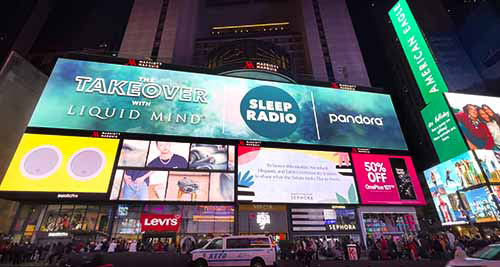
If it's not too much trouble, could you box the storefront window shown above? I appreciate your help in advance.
[96,206,112,234]
[363,213,420,236]
[182,206,234,234]
[13,205,34,233]
[41,205,60,232]
[113,205,141,238]
[56,205,74,231]
[84,206,100,232]
[70,205,87,231]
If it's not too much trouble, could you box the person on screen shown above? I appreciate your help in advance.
[455,104,495,149]
[482,104,500,125]
[122,169,153,200]
[148,141,188,169]
[479,107,500,150]
[444,169,454,186]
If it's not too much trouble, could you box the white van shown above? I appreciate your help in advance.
[190,235,277,267]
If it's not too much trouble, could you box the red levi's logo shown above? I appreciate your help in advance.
[140,214,182,232]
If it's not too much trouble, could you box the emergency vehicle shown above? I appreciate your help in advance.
[190,235,277,267]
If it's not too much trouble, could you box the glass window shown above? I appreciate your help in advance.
[56,205,74,231]
[206,238,223,250]
[13,205,34,233]
[249,238,270,248]
[96,206,112,233]
[70,205,87,231]
[84,206,99,232]
[113,205,141,236]
[226,238,250,249]
[41,205,60,232]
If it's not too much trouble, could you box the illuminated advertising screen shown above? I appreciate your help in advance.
[351,153,425,205]
[461,187,500,223]
[290,208,357,232]
[110,140,235,202]
[424,151,486,225]
[28,58,407,150]
[445,93,500,151]
[237,146,358,204]
[0,133,119,198]
[420,94,468,162]
[474,150,500,183]
[389,0,448,104]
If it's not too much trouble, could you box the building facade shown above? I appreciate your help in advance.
[118,0,371,86]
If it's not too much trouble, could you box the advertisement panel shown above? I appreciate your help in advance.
[445,93,500,151]
[424,151,486,225]
[110,139,235,202]
[474,150,500,183]
[420,94,468,162]
[0,134,119,195]
[351,153,425,205]
[237,146,358,204]
[290,208,357,232]
[28,58,407,150]
[389,0,449,104]
[461,187,499,223]
[140,214,182,231]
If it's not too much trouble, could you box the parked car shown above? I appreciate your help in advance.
[446,243,500,267]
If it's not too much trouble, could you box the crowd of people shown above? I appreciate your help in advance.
[0,232,498,266]
[365,231,499,261]
[0,238,179,266]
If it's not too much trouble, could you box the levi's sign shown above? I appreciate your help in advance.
[140,214,182,232]
[28,58,407,150]
[389,0,448,104]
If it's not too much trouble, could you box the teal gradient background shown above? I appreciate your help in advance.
[29,59,407,150]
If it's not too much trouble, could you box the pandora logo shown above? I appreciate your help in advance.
[329,114,384,126]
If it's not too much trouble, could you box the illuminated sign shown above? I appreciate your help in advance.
[351,153,426,205]
[424,151,487,225]
[420,94,468,162]
[256,212,271,230]
[28,59,407,150]
[291,208,357,232]
[238,146,358,204]
[48,232,69,237]
[389,0,448,104]
[445,93,500,151]
[0,134,119,194]
[140,214,182,231]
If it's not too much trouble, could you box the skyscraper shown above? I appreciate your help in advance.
[119,0,371,86]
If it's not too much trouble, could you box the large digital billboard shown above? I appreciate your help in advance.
[424,151,486,225]
[420,94,468,162]
[460,186,500,223]
[28,58,407,150]
[0,133,119,196]
[474,150,500,183]
[237,146,358,204]
[351,153,425,205]
[445,93,500,151]
[389,0,448,104]
[110,139,235,202]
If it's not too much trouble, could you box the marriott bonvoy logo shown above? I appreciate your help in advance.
[329,113,384,126]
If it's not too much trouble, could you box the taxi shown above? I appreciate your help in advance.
[190,235,277,267]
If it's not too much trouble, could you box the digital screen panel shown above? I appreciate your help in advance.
[461,187,500,223]
[424,151,486,225]
[237,146,358,204]
[389,0,448,104]
[474,150,500,183]
[420,94,468,162]
[110,139,235,202]
[0,133,119,195]
[290,208,357,232]
[445,93,500,151]
[351,153,425,205]
[28,58,407,150]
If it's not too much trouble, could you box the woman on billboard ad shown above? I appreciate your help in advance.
[455,104,495,150]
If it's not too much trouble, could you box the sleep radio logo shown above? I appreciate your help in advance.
[240,85,300,139]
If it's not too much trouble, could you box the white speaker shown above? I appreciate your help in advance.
[20,145,62,179]
[67,148,106,181]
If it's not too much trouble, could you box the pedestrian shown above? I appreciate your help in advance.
[107,239,117,253]
[129,240,137,252]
